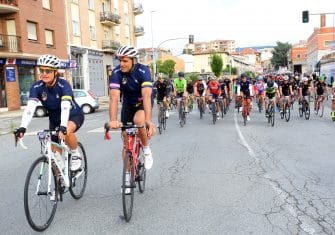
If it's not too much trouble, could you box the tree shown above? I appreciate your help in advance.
[210,53,223,77]
[222,65,238,75]
[271,41,292,70]
[186,72,198,84]
[160,60,176,78]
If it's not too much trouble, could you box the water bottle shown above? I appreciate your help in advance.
[54,151,65,173]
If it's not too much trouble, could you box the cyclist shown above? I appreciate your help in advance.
[314,75,328,112]
[155,73,170,118]
[299,77,311,110]
[194,76,207,112]
[223,76,232,103]
[279,75,293,113]
[264,78,279,117]
[332,78,335,119]
[173,71,188,113]
[16,54,84,171]
[237,74,252,121]
[207,76,221,118]
[218,78,228,112]
[186,79,194,110]
[254,75,265,111]
[108,45,155,172]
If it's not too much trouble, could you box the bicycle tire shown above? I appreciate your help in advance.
[285,102,290,122]
[162,111,167,130]
[319,102,324,117]
[219,100,224,117]
[137,150,146,193]
[24,156,58,232]
[270,105,275,127]
[258,99,262,113]
[69,142,88,199]
[158,110,163,134]
[122,152,135,222]
[304,101,310,120]
[211,102,216,124]
[198,99,203,119]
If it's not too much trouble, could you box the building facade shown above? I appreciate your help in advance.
[0,0,67,110]
[0,0,144,110]
[289,40,307,74]
[66,0,144,96]
[306,26,335,73]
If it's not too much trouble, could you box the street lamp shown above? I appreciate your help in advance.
[150,10,156,80]
[152,36,193,81]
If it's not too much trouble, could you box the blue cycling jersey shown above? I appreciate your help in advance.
[109,63,152,105]
[29,78,82,123]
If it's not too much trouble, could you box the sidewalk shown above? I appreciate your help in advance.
[0,96,110,135]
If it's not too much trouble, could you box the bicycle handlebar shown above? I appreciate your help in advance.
[104,122,145,140]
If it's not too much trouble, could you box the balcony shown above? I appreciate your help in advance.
[134,26,144,37]
[133,3,143,15]
[102,40,120,52]
[0,34,21,52]
[0,0,19,14]
[100,12,121,26]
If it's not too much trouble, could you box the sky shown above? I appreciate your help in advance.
[135,0,335,55]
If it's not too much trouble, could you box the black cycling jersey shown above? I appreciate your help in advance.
[239,80,251,97]
[223,78,231,92]
[280,82,291,96]
[299,83,310,96]
[186,83,194,94]
[155,80,168,96]
[315,81,327,95]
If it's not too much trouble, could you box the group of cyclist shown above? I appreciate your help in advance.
[233,72,333,121]
[13,45,335,189]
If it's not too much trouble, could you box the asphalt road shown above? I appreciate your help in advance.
[0,101,334,234]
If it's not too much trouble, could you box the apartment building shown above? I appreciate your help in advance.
[185,39,235,55]
[0,0,143,111]
[66,0,144,96]
[0,0,67,110]
[306,26,335,73]
[289,40,308,74]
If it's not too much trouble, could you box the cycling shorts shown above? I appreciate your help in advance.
[121,102,144,125]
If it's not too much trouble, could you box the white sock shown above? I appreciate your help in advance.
[143,146,151,154]
[71,148,79,155]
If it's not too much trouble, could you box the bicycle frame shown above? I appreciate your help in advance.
[124,127,142,178]
[39,131,71,190]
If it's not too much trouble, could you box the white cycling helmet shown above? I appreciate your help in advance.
[284,75,289,81]
[116,45,138,58]
[302,77,308,82]
[37,54,60,69]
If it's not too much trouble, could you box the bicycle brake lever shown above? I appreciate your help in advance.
[18,138,28,149]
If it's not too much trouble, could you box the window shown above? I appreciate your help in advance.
[27,21,38,41]
[71,0,78,4]
[42,0,51,10]
[297,54,301,59]
[45,29,54,47]
[114,26,120,35]
[113,0,119,14]
[72,20,80,36]
[89,26,96,40]
[124,13,129,25]
[88,0,94,10]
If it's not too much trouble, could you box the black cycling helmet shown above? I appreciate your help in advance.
[178,71,185,77]
[267,80,274,88]
[241,73,247,79]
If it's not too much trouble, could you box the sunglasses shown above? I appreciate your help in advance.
[39,68,55,74]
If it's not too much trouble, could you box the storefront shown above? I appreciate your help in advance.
[0,58,7,108]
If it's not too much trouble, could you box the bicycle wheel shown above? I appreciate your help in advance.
[211,102,216,124]
[69,142,88,199]
[242,103,247,126]
[280,103,284,119]
[162,110,167,130]
[137,150,146,193]
[319,102,324,117]
[258,99,262,113]
[24,156,58,231]
[158,109,163,134]
[270,105,275,127]
[122,152,135,222]
[304,101,310,120]
[299,103,303,117]
[284,102,290,122]
[219,100,224,117]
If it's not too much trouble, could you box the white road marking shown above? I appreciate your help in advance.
[233,112,315,234]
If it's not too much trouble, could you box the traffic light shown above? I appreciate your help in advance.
[302,11,309,23]
[189,34,194,44]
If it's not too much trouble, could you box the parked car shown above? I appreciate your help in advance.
[34,89,99,117]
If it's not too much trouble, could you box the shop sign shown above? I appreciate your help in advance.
[5,66,16,82]
[16,59,36,66]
